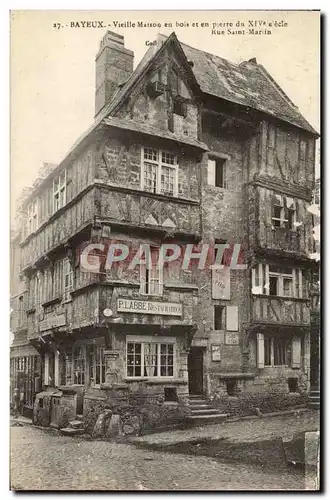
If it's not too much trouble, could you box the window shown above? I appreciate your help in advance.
[288,377,298,393]
[87,345,106,386]
[226,379,237,396]
[63,259,73,300]
[272,195,296,230]
[140,246,163,296]
[73,345,85,385]
[252,264,303,298]
[264,336,291,366]
[214,305,225,330]
[164,387,178,402]
[269,275,279,296]
[173,99,187,117]
[207,158,227,188]
[126,339,175,378]
[27,200,38,234]
[53,170,66,213]
[268,266,293,297]
[141,148,178,196]
[53,260,63,298]
[272,195,286,228]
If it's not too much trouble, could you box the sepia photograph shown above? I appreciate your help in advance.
[9,9,320,491]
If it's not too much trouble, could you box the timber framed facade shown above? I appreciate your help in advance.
[11,30,319,433]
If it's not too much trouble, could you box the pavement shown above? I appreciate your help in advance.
[10,424,311,491]
[130,409,320,447]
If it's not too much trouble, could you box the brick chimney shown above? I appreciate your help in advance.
[95,31,134,118]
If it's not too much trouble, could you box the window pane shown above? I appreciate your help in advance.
[161,152,175,165]
[144,148,158,161]
[283,278,293,297]
[264,337,271,365]
[143,162,157,193]
[269,276,278,296]
[161,166,175,196]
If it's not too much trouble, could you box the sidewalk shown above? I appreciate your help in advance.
[130,410,320,448]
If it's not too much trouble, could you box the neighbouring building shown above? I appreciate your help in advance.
[14,31,319,433]
[10,231,41,416]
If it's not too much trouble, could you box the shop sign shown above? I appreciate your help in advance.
[117,299,182,316]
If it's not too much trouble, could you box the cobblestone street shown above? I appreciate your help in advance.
[10,424,309,491]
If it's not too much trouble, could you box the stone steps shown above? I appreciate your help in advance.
[308,389,320,410]
[186,413,228,426]
[187,395,227,426]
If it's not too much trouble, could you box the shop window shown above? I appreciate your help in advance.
[126,338,175,378]
[214,305,225,330]
[288,378,298,393]
[264,336,291,367]
[73,346,85,385]
[164,387,178,402]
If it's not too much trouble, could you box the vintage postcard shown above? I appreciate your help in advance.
[10,10,320,491]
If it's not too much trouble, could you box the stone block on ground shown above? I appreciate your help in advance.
[105,414,122,438]
[91,409,112,438]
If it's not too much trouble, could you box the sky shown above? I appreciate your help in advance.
[10,10,320,224]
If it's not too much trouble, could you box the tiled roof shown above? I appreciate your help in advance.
[176,37,317,135]
[103,32,317,135]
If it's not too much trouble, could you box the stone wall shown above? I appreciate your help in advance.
[83,382,189,436]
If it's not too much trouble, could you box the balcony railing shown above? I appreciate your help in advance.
[252,295,310,326]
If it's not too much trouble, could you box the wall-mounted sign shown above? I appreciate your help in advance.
[226,305,238,331]
[212,267,230,300]
[39,314,66,332]
[117,299,182,316]
[211,344,221,361]
[225,332,240,345]
[103,308,113,317]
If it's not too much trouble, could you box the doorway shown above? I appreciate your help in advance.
[188,347,204,395]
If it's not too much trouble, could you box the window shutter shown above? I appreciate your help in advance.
[291,337,301,368]
[226,305,238,331]
[207,159,216,186]
[223,162,227,189]
[257,333,265,369]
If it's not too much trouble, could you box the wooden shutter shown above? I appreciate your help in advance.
[207,159,216,186]
[226,305,238,331]
[291,337,301,368]
[257,333,265,369]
